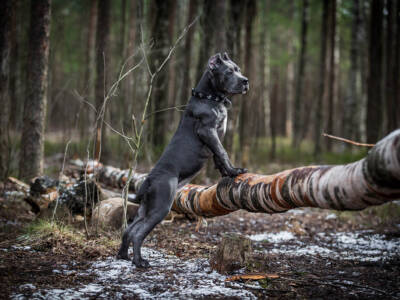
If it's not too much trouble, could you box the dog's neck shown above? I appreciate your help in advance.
[194,70,227,99]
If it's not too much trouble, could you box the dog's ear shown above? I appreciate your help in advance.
[222,52,230,61]
[208,53,222,71]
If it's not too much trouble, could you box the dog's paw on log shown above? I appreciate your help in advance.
[209,233,253,274]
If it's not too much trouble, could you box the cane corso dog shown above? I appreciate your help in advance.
[117,52,249,268]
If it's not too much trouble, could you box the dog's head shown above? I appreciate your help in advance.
[208,53,249,95]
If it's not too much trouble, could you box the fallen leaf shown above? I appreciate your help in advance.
[225,273,280,282]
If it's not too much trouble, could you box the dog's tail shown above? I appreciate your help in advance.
[128,178,150,205]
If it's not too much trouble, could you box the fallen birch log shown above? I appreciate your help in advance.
[81,130,400,218]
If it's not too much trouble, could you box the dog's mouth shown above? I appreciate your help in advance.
[242,84,250,94]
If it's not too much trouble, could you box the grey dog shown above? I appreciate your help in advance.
[117,53,249,268]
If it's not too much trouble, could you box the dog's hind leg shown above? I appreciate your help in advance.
[131,177,177,268]
[117,204,146,260]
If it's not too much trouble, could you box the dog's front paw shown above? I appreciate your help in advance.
[133,257,150,268]
[225,167,248,177]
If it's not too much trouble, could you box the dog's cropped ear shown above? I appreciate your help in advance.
[208,53,222,71]
[222,52,230,61]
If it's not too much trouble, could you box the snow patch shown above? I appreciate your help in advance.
[260,230,400,262]
[249,230,295,242]
[12,247,256,300]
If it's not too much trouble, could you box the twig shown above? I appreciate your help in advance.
[144,104,187,120]
[322,133,375,147]
[51,140,71,224]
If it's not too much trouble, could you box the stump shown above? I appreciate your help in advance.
[92,197,139,230]
[209,233,253,274]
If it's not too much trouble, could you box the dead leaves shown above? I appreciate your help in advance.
[225,273,280,282]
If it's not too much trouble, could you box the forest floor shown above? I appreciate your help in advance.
[1,190,400,300]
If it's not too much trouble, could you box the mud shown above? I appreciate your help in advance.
[1,201,400,299]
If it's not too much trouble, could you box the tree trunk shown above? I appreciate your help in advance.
[343,0,360,147]
[0,0,12,179]
[90,130,400,218]
[314,0,329,158]
[285,0,295,138]
[179,0,197,106]
[366,0,384,144]
[94,0,111,160]
[150,0,172,151]
[292,0,309,148]
[385,0,397,134]
[19,0,51,180]
[239,0,256,167]
[195,0,217,83]
[269,70,279,160]
[8,0,20,130]
[224,0,246,157]
[123,0,139,130]
[396,1,400,130]
[256,0,268,141]
[166,0,177,129]
[80,0,97,139]
[325,0,337,151]
[214,0,227,51]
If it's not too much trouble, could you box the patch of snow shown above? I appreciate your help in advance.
[248,231,295,243]
[12,247,256,300]
[11,246,32,251]
[289,208,306,215]
[325,213,337,220]
[260,231,400,262]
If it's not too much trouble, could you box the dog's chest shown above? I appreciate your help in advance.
[216,106,228,138]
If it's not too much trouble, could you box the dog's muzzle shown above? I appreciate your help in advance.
[242,83,250,94]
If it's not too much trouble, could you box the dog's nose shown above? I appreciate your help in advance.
[242,78,249,85]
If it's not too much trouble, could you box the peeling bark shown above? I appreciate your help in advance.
[82,130,400,218]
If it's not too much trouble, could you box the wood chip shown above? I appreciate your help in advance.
[225,273,280,282]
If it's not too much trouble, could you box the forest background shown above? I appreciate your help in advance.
[0,0,399,182]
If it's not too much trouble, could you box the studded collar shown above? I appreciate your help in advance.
[191,88,231,108]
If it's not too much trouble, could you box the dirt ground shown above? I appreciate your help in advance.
[1,182,400,299]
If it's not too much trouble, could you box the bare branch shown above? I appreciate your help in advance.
[322,133,375,147]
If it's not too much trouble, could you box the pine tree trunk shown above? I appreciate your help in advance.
[179,0,197,106]
[0,0,12,179]
[150,0,171,150]
[80,0,97,139]
[94,0,111,160]
[239,0,256,167]
[269,70,279,160]
[195,0,217,83]
[385,0,397,134]
[285,0,295,138]
[292,0,309,148]
[314,0,329,158]
[124,0,139,130]
[343,0,360,147]
[395,1,400,128]
[19,0,51,180]
[325,0,336,151]
[366,0,383,144]
[224,0,246,157]
[214,0,227,50]
[166,0,177,129]
[8,0,20,130]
